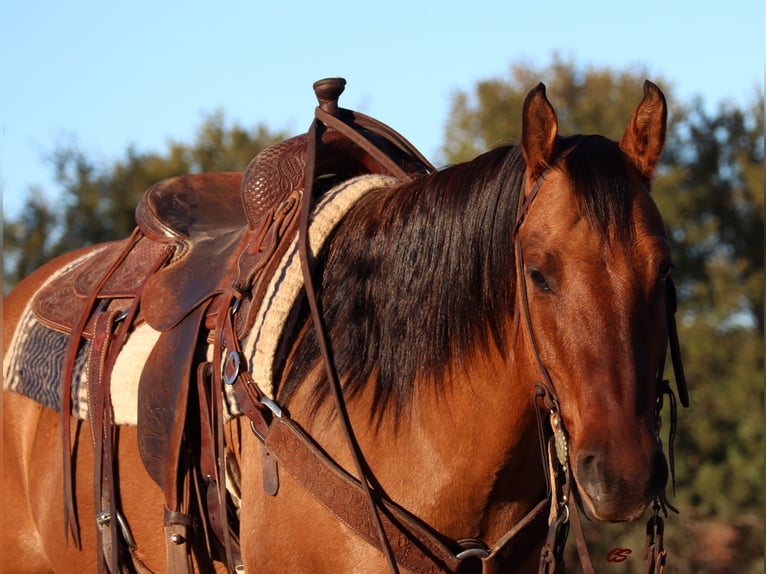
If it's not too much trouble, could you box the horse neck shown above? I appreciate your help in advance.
[293,331,546,544]
[411,339,545,541]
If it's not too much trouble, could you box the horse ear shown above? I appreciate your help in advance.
[619,80,667,179]
[521,83,558,179]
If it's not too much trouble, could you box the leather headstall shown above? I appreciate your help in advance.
[511,139,689,574]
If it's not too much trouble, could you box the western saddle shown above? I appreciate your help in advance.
[37,78,438,573]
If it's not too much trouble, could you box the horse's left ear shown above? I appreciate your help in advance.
[619,80,667,179]
[521,83,559,179]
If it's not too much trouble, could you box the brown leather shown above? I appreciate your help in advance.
[138,303,209,508]
[225,341,549,574]
[60,229,149,550]
[136,172,246,331]
[32,238,170,337]
[241,136,307,229]
[136,172,246,244]
[241,129,429,231]
[265,417,463,574]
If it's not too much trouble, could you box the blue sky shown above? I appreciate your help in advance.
[2,0,763,219]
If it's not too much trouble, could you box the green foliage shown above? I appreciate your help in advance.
[3,113,286,292]
[441,54,663,163]
[2,190,58,287]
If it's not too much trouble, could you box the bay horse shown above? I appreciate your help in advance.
[3,79,687,573]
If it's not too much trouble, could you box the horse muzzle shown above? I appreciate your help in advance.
[573,444,668,522]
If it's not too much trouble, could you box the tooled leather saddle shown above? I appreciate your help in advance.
[34,78,434,573]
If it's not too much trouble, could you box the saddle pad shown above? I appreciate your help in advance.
[242,174,400,398]
[4,174,399,423]
[4,290,160,424]
[4,307,90,417]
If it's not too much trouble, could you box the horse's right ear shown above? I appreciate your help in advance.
[521,83,559,179]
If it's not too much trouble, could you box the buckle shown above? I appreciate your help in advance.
[456,538,490,560]
[223,351,241,385]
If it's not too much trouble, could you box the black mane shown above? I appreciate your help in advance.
[278,135,634,422]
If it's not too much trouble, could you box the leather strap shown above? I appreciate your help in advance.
[266,416,463,574]
[164,508,194,574]
[89,308,120,574]
[298,90,410,574]
[60,228,145,548]
[224,79,552,573]
[665,276,689,407]
[643,504,667,574]
[89,243,169,573]
[228,356,551,574]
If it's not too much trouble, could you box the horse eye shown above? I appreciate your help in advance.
[528,268,551,292]
[658,261,675,286]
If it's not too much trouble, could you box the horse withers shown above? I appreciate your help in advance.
[3,79,685,573]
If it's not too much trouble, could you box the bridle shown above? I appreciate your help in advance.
[512,140,690,574]
[222,83,689,574]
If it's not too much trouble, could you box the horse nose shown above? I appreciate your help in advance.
[574,445,669,519]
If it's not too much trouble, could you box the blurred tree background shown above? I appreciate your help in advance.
[3,114,287,289]
[3,56,763,572]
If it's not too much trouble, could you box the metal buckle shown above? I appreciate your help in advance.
[249,397,283,443]
[114,308,130,323]
[223,351,241,385]
[260,396,283,418]
[456,539,490,560]
[96,511,111,527]
[95,510,136,549]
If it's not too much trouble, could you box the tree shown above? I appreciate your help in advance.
[3,113,286,293]
[442,55,663,163]
[441,56,764,573]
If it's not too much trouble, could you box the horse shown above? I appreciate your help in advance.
[2,79,687,573]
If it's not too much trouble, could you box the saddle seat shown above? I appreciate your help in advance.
[135,128,428,331]
[136,172,247,330]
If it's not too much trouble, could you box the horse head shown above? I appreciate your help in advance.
[517,81,671,522]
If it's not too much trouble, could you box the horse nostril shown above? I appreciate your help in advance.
[576,449,605,492]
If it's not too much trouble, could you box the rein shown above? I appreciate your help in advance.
[299,80,418,574]
[222,80,553,573]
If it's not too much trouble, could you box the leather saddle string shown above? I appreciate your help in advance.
[299,115,401,574]
[59,227,143,548]
[665,276,689,408]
